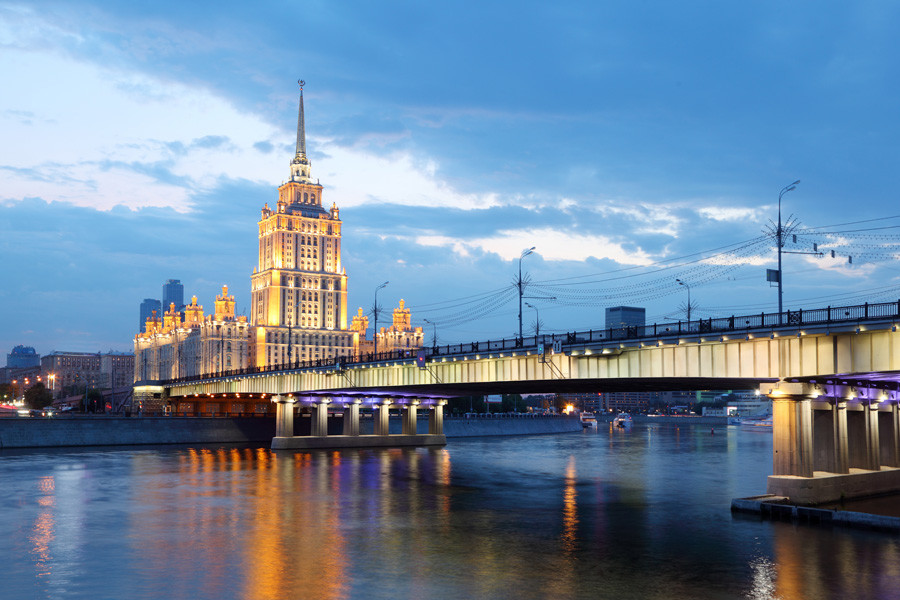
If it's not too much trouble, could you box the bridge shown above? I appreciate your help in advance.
[147,299,900,504]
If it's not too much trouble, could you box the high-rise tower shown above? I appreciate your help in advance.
[250,81,356,367]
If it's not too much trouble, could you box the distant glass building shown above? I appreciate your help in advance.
[162,279,184,314]
[605,306,646,329]
[7,345,40,368]
[139,298,161,333]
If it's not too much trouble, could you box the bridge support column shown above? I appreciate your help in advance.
[402,401,419,435]
[879,402,900,468]
[374,401,391,436]
[311,400,329,437]
[342,400,361,436]
[813,399,849,474]
[834,401,850,474]
[272,395,296,438]
[429,401,445,435]
[770,385,813,477]
[847,401,880,471]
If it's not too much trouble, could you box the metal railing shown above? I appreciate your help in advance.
[161,299,900,386]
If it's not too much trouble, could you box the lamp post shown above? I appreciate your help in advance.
[373,281,389,356]
[776,180,801,323]
[525,302,541,337]
[424,318,437,347]
[517,246,535,340]
[676,278,691,321]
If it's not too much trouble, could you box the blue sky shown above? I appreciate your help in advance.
[3,1,900,356]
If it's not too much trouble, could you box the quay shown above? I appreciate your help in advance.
[0,413,582,450]
[732,494,900,533]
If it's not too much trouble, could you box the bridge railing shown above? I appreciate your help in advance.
[160,299,900,386]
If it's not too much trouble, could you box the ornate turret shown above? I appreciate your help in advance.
[214,285,236,321]
[290,79,312,183]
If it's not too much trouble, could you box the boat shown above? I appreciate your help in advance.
[613,412,633,428]
[740,416,772,431]
[580,411,598,429]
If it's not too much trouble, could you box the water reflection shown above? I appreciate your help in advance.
[30,476,54,578]
[4,428,900,599]
[771,521,900,599]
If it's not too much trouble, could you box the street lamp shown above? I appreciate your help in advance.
[423,318,437,347]
[676,278,691,321]
[524,302,541,337]
[373,281,389,356]
[776,180,801,322]
[517,246,535,340]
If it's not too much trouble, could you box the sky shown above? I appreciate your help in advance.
[3,1,900,357]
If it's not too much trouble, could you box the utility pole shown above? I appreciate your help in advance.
[676,278,692,321]
[373,281,389,356]
[776,180,800,323]
[517,247,535,340]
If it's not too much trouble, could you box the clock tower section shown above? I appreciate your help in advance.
[250,81,356,367]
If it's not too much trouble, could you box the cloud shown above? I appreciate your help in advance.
[0,26,285,211]
[698,206,764,222]
[414,227,655,265]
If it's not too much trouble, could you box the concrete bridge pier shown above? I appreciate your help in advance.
[766,382,900,504]
[342,400,361,436]
[772,387,813,477]
[847,400,880,471]
[402,401,419,435]
[879,403,900,468]
[311,399,330,437]
[374,400,392,436]
[428,401,445,435]
[273,395,296,438]
[812,399,849,474]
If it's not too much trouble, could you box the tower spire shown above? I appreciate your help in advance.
[290,79,312,183]
[295,79,306,160]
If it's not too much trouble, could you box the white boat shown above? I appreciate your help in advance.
[740,416,772,431]
[613,412,633,428]
[580,411,598,429]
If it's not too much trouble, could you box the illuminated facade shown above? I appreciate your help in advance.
[134,286,250,382]
[250,82,355,367]
[377,299,425,352]
[350,300,425,357]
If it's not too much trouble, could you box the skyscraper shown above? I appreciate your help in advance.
[250,81,356,366]
[162,279,184,314]
[139,298,161,333]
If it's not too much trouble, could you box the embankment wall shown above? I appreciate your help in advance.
[0,414,583,449]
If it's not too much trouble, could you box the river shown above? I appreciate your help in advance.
[2,422,899,600]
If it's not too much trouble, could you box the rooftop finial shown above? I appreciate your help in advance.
[295,79,307,160]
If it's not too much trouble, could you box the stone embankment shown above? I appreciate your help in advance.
[0,414,583,449]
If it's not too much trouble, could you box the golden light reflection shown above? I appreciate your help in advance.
[769,522,900,599]
[561,455,578,554]
[30,476,56,578]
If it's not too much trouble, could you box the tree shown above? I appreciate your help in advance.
[0,383,14,404]
[85,388,104,413]
[24,382,53,410]
[501,394,524,412]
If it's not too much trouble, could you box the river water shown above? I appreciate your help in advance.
[2,423,899,600]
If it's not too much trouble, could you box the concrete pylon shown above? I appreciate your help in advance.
[342,400,361,436]
[272,395,297,438]
[833,400,850,474]
[429,401,445,435]
[374,400,391,436]
[768,383,814,477]
[311,399,330,437]
[402,401,419,435]
[880,402,900,468]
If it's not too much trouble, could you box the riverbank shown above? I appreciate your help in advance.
[731,494,900,533]
[0,414,583,449]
